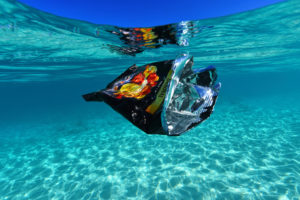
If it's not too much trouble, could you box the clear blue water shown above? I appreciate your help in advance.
[1,0,300,199]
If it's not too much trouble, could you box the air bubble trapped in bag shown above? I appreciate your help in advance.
[82,54,221,136]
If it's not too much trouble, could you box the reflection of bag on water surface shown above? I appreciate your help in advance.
[82,54,221,136]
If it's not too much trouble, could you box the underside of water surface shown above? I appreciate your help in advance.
[0,0,300,199]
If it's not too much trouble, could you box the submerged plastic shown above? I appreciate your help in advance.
[83,54,221,136]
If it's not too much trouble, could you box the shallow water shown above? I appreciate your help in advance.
[1,0,300,199]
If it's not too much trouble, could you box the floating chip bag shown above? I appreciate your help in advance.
[82,54,221,136]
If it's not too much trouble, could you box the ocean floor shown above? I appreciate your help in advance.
[0,94,299,200]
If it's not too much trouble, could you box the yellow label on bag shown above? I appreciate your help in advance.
[146,69,173,114]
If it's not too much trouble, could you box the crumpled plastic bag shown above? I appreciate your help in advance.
[83,54,221,136]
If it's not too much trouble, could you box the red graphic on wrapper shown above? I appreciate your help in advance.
[114,65,159,99]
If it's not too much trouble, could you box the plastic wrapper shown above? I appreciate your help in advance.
[83,54,221,136]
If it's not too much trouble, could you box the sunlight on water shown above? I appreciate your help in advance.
[0,0,299,199]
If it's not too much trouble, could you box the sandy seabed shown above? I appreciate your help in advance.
[0,97,299,200]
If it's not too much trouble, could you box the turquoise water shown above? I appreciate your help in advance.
[1,0,300,199]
